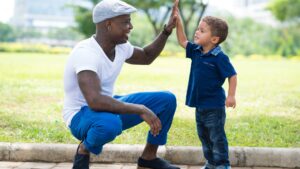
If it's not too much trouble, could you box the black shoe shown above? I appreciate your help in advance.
[138,157,180,169]
[72,141,90,169]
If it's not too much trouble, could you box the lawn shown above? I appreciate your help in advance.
[0,52,299,147]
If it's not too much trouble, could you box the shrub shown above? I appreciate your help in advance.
[0,43,71,54]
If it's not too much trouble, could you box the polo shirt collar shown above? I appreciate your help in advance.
[211,46,222,56]
[194,45,222,56]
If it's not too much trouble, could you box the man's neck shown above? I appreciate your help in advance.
[94,34,116,60]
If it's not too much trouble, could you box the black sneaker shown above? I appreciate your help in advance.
[72,141,90,169]
[137,157,180,169]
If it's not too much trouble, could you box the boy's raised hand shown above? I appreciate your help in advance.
[174,0,179,21]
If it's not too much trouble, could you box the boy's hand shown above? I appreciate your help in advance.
[226,96,236,108]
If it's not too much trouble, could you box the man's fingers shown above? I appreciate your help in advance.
[152,117,162,136]
[175,0,179,8]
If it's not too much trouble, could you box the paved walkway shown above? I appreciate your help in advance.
[0,161,288,169]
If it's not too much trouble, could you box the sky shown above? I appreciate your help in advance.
[0,0,15,23]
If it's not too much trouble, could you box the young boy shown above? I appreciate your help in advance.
[174,1,237,169]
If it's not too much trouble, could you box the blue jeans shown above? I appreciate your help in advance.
[69,91,177,155]
[196,108,230,167]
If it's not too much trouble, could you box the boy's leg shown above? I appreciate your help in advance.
[204,108,230,168]
[196,108,214,168]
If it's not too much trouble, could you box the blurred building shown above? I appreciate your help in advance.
[10,0,90,46]
[11,0,86,30]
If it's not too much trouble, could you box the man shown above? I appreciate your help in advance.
[63,0,180,169]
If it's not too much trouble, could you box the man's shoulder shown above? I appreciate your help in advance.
[70,38,98,56]
[73,38,93,50]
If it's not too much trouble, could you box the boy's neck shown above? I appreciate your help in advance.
[202,43,217,54]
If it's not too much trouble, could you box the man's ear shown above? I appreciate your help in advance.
[105,20,112,31]
[211,36,220,45]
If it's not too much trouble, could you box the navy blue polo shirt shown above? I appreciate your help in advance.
[185,42,237,108]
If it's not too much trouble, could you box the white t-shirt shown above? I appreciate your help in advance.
[63,36,134,126]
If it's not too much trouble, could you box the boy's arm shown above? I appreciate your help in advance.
[226,75,237,108]
[175,1,188,48]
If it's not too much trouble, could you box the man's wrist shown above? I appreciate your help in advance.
[162,24,172,36]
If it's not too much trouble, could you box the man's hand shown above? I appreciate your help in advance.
[139,105,162,137]
[165,0,179,33]
[226,96,236,108]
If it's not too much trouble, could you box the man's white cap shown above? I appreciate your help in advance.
[92,0,137,24]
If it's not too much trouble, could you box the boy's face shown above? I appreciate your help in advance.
[194,21,217,46]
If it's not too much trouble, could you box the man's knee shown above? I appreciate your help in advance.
[87,119,122,146]
[159,91,177,107]
[101,124,122,142]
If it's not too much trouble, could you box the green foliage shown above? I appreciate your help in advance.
[73,7,95,38]
[268,0,300,22]
[0,43,70,54]
[72,0,207,38]
[129,14,154,46]
[124,0,168,9]
[0,22,16,42]
[13,27,42,39]
[221,15,300,57]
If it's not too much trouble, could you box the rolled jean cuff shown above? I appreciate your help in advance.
[83,140,102,155]
[147,132,167,145]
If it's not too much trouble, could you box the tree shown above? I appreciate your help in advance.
[177,0,208,40]
[123,0,209,39]
[0,22,15,42]
[70,0,99,38]
[72,0,208,39]
[268,0,300,22]
[267,0,300,57]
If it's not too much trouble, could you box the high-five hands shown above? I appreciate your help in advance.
[165,0,180,32]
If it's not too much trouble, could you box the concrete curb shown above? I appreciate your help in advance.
[0,142,299,168]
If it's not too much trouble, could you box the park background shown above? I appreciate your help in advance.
[0,0,299,148]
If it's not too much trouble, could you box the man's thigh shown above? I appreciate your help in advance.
[115,91,176,131]
[69,106,122,141]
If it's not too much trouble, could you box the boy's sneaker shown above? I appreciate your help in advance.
[215,165,231,169]
[201,162,216,169]
[137,157,180,169]
[72,141,90,169]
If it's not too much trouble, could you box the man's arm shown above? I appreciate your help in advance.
[226,75,237,108]
[125,2,177,65]
[77,70,161,136]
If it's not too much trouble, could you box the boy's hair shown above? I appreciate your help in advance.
[202,16,228,44]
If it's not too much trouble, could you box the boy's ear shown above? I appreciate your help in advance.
[211,36,220,45]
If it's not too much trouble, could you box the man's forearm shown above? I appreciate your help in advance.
[89,94,144,115]
[143,28,171,63]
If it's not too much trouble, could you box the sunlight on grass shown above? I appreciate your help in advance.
[0,52,299,147]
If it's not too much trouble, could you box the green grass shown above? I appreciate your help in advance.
[0,52,299,147]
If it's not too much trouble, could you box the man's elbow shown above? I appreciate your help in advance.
[86,96,104,111]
